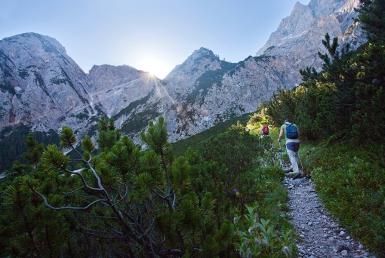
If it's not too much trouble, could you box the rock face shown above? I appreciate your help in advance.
[0,33,96,137]
[113,48,299,143]
[0,0,365,148]
[0,34,155,140]
[88,65,155,117]
[256,0,361,56]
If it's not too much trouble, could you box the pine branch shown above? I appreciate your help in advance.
[33,189,105,210]
[63,168,104,192]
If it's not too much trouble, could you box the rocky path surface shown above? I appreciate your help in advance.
[283,175,376,258]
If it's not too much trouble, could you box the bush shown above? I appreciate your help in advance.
[234,203,297,257]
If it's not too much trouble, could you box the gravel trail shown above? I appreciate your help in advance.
[283,175,376,258]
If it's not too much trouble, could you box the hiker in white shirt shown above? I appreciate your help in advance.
[278,119,300,175]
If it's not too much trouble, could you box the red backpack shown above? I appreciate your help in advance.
[262,125,269,135]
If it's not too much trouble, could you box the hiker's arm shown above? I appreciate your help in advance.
[278,129,284,142]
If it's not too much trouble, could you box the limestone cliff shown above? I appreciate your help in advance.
[0,33,96,137]
[256,0,362,56]
[88,64,155,117]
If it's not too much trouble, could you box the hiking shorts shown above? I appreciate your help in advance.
[286,142,300,152]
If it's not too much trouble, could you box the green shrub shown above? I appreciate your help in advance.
[234,204,297,257]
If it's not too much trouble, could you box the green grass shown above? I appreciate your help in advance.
[172,113,252,156]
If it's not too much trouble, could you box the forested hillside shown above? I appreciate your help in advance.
[264,0,384,144]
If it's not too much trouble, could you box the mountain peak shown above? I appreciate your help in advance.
[256,0,360,56]
[293,1,305,11]
[2,32,67,55]
[164,47,220,80]
[190,47,218,61]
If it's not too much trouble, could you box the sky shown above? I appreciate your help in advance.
[0,0,310,79]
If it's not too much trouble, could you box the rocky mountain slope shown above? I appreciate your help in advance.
[0,33,96,138]
[0,33,154,141]
[0,33,154,170]
[88,64,155,118]
[114,0,364,143]
[0,0,365,156]
[256,0,362,56]
[114,48,303,143]
[256,0,365,71]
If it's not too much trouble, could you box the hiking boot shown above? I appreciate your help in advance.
[287,172,300,178]
[292,172,302,179]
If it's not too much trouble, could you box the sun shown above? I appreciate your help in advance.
[139,59,171,79]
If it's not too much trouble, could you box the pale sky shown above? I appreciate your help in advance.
[0,0,310,79]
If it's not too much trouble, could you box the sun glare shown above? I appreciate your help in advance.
[139,59,170,79]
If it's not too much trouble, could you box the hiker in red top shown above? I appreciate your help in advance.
[261,124,269,135]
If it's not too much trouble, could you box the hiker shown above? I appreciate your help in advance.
[261,124,269,135]
[278,119,300,175]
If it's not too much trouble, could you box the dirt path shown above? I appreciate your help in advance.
[283,174,376,258]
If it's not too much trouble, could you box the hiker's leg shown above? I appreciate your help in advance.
[286,143,300,173]
[287,150,299,173]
